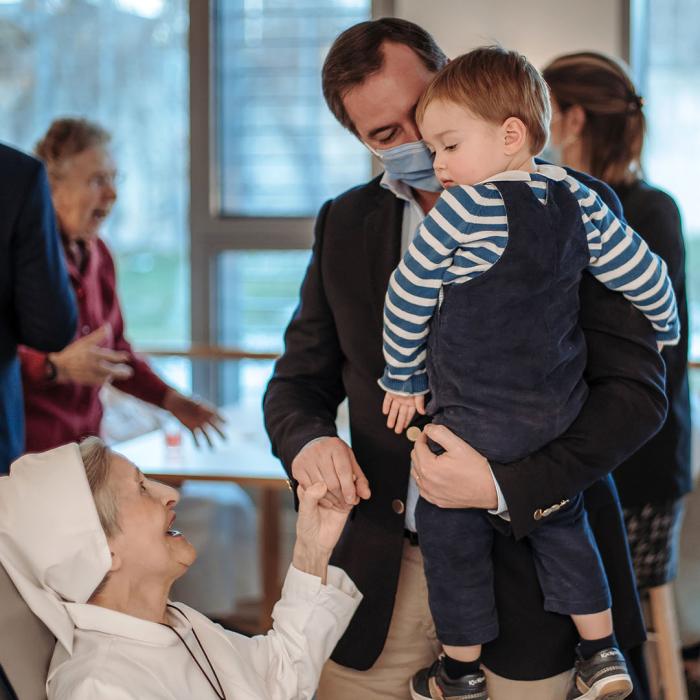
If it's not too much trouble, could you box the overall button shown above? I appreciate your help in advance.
[406,426,422,443]
[82,325,91,335]
[392,499,405,515]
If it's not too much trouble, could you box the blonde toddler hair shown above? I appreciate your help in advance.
[416,45,551,155]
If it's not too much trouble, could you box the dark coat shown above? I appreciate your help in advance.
[0,144,76,472]
[264,169,667,680]
[612,179,692,505]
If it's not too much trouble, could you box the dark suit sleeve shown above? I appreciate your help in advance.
[263,200,347,475]
[12,162,76,350]
[491,171,668,540]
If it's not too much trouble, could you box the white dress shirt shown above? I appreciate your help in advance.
[47,565,361,700]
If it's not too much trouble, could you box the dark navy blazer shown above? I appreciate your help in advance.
[0,144,76,472]
[264,167,667,679]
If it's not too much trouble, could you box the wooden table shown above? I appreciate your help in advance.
[112,403,289,632]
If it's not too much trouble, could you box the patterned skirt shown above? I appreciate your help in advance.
[623,499,685,590]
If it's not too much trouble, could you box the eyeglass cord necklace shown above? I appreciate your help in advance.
[162,603,227,700]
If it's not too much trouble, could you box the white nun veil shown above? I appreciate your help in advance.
[0,444,111,654]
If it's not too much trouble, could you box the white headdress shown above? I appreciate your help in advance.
[0,444,111,653]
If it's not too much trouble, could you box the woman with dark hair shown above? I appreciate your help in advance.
[543,50,693,694]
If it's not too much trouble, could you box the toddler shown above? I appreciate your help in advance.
[379,46,679,700]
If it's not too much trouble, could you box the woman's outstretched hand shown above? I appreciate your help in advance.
[293,482,352,583]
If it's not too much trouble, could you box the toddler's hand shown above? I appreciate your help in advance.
[382,392,426,434]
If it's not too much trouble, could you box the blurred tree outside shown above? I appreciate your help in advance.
[0,0,189,346]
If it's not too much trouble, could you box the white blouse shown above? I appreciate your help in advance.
[47,565,361,700]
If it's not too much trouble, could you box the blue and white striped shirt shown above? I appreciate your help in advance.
[379,165,680,396]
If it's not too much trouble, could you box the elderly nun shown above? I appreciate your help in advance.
[0,438,361,699]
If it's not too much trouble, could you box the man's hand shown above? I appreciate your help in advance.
[49,325,133,385]
[291,436,371,509]
[162,389,226,448]
[411,424,498,509]
[382,392,425,434]
[293,482,352,583]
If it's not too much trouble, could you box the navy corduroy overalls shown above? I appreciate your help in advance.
[416,179,611,646]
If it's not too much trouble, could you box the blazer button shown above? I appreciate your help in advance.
[392,499,405,515]
[533,509,543,521]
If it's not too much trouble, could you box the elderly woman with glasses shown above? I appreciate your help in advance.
[0,440,361,699]
[19,117,222,452]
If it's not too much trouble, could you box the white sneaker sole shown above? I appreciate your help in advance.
[575,673,633,699]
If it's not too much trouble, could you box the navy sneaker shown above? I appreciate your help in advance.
[410,657,489,700]
[566,646,633,699]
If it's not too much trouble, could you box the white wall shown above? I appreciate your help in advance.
[392,0,626,70]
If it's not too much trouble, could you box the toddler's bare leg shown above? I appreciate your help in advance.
[442,643,481,662]
[572,608,613,640]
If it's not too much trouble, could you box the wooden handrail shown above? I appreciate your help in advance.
[136,345,279,361]
[138,345,700,369]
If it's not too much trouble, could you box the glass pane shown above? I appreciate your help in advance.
[217,250,311,403]
[645,0,700,357]
[0,0,189,346]
[215,0,372,217]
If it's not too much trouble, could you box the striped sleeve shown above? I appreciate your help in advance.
[566,176,680,346]
[379,184,507,395]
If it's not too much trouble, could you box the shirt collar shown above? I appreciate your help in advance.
[64,602,190,646]
[61,236,95,278]
[380,163,567,201]
[478,164,568,184]
[379,171,420,203]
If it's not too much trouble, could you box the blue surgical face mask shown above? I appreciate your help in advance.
[366,139,443,192]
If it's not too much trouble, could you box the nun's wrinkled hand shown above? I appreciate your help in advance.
[292,483,351,582]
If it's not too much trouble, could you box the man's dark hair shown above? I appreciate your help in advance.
[322,18,448,135]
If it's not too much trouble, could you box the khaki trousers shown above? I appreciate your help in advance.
[317,541,573,700]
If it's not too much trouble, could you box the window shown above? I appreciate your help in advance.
[217,250,311,403]
[0,0,189,351]
[637,0,700,357]
[191,0,375,402]
[214,0,371,217]
[1,1,378,403]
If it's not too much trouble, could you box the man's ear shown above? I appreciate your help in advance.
[502,117,528,154]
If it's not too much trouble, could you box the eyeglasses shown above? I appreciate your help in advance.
[86,171,123,189]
